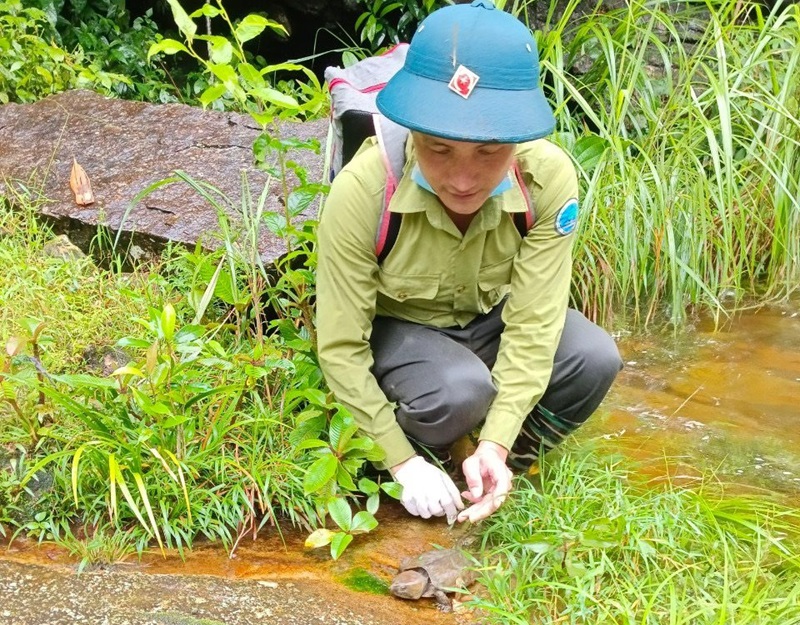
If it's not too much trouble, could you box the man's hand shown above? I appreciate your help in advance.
[457,441,513,523]
[391,456,464,523]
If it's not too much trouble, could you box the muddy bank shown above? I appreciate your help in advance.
[1,502,472,625]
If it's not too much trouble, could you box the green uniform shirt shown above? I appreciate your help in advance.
[316,137,579,469]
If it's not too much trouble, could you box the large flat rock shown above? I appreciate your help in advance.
[0,90,328,262]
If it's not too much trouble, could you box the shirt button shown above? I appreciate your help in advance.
[455,285,465,294]
[397,292,407,300]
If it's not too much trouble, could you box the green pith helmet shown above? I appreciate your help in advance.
[376,0,555,143]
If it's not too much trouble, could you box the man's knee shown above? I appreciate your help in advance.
[397,365,495,448]
[580,330,623,392]
[558,311,623,393]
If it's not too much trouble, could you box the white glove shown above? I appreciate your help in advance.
[392,456,464,523]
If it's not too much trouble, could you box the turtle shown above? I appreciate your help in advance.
[389,548,477,612]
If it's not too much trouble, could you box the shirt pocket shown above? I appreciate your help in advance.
[477,257,514,310]
[377,270,441,319]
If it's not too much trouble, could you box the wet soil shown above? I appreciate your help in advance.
[2,303,799,624]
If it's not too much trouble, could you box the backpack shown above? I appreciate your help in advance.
[324,45,535,263]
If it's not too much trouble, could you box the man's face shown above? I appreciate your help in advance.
[412,132,516,215]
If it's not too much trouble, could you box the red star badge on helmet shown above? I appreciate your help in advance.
[448,65,479,99]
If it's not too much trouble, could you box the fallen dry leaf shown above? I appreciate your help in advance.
[69,158,95,206]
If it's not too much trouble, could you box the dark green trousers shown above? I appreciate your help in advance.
[369,304,623,469]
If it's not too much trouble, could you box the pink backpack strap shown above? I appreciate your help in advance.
[373,114,408,262]
[511,161,535,237]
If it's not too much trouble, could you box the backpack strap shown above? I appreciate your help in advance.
[511,161,536,238]
[373,114,409,263]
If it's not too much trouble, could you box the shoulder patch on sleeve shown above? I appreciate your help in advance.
[555,198,579,236]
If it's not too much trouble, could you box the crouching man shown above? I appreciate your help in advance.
[316,0,622,524]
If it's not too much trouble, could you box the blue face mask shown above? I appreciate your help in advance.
[411,164,513,197]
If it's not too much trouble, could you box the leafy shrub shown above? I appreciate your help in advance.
[354,0,446,50]
[0,1,129,103]
[149,0,327,119]
[26,0,182,102]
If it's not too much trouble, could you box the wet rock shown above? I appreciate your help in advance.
[41,234,86,261]
[0,90,327,266]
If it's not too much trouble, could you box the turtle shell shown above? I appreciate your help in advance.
[398,548,476,595]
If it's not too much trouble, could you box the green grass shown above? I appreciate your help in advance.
[537,0,800,328]
[471,447,800,624]
[0,187,323,552]
[0,192,168,368]
[0,159,379,562]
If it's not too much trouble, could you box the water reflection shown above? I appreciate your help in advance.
[593,303,800,497]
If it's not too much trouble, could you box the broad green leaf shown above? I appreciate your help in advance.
[580,526,622,549]
[264,212,287,235]
[260,62,308,75]
[165,0,197,41]
[250,86,299,109]
[305,528,335,549]
[329,411,346,450]
[637,539,657,557]
[291,387,328,407]
[573,134,609,175]
[337,423,361,453]
[295,439,329,451]
[203,36,234,64]
[358,478,379,496]
[342,437,375,455]
[381,482,403,500]
[111,365,146,378]
[304,454,337,494]
[147,39,189,61]
[565,556,590,578]
[117,337,150,349]
[287,188,318,216]
[342,50,359,68]
[522,538,555,554]
[162,413,191,428]
[208,63,238,88]
[161,303,176,341]
[363,445,386,462]
[367,493,379,515]
[351,511,378,534]
[249,111,274,128]
[330,532,353,560]
[328,497,352,532]
[379,2,403,17]
[235,15,286,43]
[52,374,117,389]
[336,464,357,491]
[237,62,265,89]
[189,4,221,18]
